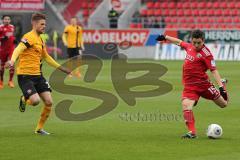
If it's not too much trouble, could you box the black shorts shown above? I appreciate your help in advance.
[67,48,80,58]
[17,75,52,99]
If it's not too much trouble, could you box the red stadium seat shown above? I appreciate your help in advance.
[217,18,224,23]
[184,9,192,16]
[88,2,95,9]
[228,2,235,8]
[220,2,227,8]
[154,2,160,9]
[161,2,168,8]
[214,9,222,16]
[232,9,239,16]
[213,2,220,8]
[223,9,231,16]
[190,2,197,8]
[201,17,209,23]
[165,17,171,23]
[224,18,232,23]
[147,9,154,16]
[169,9,177,16]
[154,10,162,16]
[137,23,143,28]
[177,3,182,9]
[168,2,175,9]
[171,17,178,23]
[182,2,190,8]
[140,9,148,17]
[177,10,184,16]
[186,16,194,23]
[129,23,137,28]
[82,2,88,9]
[192,10,199,16]
[198,2,205,8]
[206,9,214,16]
[237,2,240,8]
[233,17,240,23]
[83,10,89,17]
[146,2,154,9]
[206,2,212,8]
[162,9,169,16]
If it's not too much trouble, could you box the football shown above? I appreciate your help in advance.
[207,124,223,139]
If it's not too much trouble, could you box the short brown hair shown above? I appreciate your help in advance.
[31,13,46,22]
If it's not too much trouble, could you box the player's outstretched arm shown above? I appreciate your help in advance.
[156,35,182,46]
[5,43,26,68]
[211,70,223,87]
[43,53,71,75]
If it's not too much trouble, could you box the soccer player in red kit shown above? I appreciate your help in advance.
[0,15,16,89]
[156,30,228,139]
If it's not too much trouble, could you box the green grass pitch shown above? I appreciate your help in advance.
[0,60,239,160]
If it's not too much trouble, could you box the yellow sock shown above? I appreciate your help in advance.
[35,106,52,131]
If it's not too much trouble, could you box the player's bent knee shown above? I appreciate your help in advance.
[29,96,41,106]
[31,100,40,106]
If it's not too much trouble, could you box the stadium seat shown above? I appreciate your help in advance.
[168,2,175,9]
[213,2,220,8]
[228,2,235,8]
[140,9,147,17]
[220,2,227,8]
[169,9,177,16]
[206,2,212,8]
[129,23,137,28]
[190,2,197,8]
[146,2,154,9]
[161,2,168,8]
[154,10,162,16]
[154,2,160,9]
[147,9,154,16]
[184,9,192,16]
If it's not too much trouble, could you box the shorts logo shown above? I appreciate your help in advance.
[27,89,32,95]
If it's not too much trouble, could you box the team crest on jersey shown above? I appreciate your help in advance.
[196,53,202,58]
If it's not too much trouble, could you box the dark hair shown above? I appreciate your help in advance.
[31,13,46,22]
[2,15,11,20]
[191,29,205,40]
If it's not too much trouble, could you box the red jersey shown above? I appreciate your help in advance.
[180,41,216,86]
[0,24,15,49]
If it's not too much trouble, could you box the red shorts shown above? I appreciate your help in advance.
[0,47,14,65]
[182,83,220,102]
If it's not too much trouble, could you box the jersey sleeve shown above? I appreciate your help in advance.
[180,41,189,49]
[20,34,34,48]
[64,26,69,33]
[204,55,216,71]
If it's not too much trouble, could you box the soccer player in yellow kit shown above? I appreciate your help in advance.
[62,17,84,77]
[5,13,71,135]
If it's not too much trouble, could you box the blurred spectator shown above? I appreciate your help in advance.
[108,8,119,28]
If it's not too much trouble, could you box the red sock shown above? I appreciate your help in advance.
[0,65,4,81]
[9,66,14,81]
[183,110,196,134]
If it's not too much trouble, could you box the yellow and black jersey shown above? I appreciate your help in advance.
[64,25,83,48]
[12,30,60,75]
